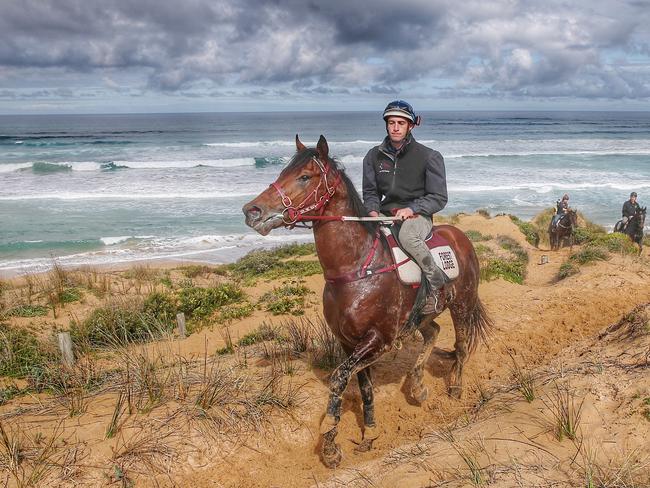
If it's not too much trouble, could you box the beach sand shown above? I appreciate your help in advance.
[1,213,649,487]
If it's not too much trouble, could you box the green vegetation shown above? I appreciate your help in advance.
[465,230,492,242]
[7,304,49,317]
[0,323,55,378]
[142,292,177,324]
[70,298,175,348]
[227,244,320,283]
[177,283,244,319]
[238,322,282,347]
[479,235,529,284]
[58,287,83,304]
[509,215,540,247]
[477,209,490,218]
[258,281,313,316]
[218,302,255,323]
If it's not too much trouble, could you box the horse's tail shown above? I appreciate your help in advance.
[466,298,493,354]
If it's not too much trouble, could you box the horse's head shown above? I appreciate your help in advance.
[243,135,340,235]
[568,208,578,227]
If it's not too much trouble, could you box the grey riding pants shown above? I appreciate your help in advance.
[398,214,447,288]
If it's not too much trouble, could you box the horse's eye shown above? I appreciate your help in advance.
[299,175,311,182]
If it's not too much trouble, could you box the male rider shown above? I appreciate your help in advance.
[362,100,448,315]
[622,192,641,229]
[551,194,570,228]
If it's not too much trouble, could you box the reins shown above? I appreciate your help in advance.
[269,155,409,284]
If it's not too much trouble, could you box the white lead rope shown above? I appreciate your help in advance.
[340,216,404,222]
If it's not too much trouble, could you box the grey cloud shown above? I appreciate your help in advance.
[0,0,649,101]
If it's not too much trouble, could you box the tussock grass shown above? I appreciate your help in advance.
[6,304,49,317]
[542,382,584,441]
[0,323,56,378]
[508,354,536,402]
[177,283,244,319]
[310,316,345,370]
[0,420,65,488]
[477,208,491,218]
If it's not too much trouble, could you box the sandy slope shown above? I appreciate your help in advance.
[1,214,649,487]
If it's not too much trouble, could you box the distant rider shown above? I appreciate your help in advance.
[551,194,570,228]
[362,100,448,315]
[621,192,641,230]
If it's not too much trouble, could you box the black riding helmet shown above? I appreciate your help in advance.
[382,100,421,126]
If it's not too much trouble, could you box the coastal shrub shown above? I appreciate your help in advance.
[177,283,244,319]
[179,265,214,278]
[0,323,55,378]
[258,281,313,316]
[228,247,321,283]
[473,243,492,259]
[557,262,579,280]
[218,302,255,323]
[509,215,540,247]
[479,235,528,284]
[465,230,492,242]
[267,243,316,258]
[477,209,491,218]
[480,258,526,284]
[259,260,322,281]
[591,233,638,254]
[7,304,49,317]
[142,291,177,324]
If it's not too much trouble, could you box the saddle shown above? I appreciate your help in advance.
[379,226,460,285]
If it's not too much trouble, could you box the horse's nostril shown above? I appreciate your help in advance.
[243,204,262,221]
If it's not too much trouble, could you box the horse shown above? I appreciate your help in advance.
[548,209,578,251]
[242,135,492,468]
[614,207,646,252]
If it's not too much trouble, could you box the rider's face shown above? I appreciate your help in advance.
[631,196,637,204]
[386,116,413,145]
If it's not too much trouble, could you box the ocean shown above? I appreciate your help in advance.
[1,111,649,276]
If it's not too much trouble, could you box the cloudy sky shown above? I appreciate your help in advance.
[1,0,649,114]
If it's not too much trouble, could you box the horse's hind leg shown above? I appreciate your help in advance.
[354,368,378,452]
[447,307,471,399]
[406,316,441,405]
[320,329,386,468]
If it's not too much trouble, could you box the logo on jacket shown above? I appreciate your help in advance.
[377,161,393,173]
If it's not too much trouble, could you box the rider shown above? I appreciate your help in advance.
[622,191,641,229]
[362,100,448,315]
[551,194,570,228]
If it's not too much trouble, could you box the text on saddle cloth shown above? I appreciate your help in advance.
[379,226,460,286]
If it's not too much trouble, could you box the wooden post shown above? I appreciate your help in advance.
[57,332,74,367]
[176,312,186,339]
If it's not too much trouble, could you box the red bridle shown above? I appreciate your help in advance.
[270,157,342,227]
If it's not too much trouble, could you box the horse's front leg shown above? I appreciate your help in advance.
[353,368,378,452]
[320,329,386,468]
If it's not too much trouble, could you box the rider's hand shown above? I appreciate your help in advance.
[368,211,379,217]
[395,207,415,220]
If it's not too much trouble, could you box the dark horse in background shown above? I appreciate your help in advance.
[614,207,647,253]
[548,209,578,251]
[243,136,492,468]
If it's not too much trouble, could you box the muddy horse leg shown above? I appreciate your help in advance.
[447,307,471,399]
[320,329,386,468]
[353,368,378,452]
[406,316,441,405]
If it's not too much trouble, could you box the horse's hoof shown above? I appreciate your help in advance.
[322,442,342,468]
[411,386,429,405]
[354,438,375,453]
[448,385,462,399]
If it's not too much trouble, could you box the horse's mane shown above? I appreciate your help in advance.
[283,148,377,234]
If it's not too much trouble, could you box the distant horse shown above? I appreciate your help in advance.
[614,207,647,252]
[548,209,578,251]
[243,135,492,468]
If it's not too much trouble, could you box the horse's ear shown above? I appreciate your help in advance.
[295,134,307,152]
[316,135,329,160]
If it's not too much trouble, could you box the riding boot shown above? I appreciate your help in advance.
[421,260,448,315]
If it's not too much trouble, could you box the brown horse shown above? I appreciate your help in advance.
[549,209,578,251]
[242,135,492,468]
[614,206,647,253]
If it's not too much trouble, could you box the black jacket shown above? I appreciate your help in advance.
[622,200,640,218]
[362,134,447,217]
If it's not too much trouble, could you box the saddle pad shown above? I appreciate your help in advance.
[380,226,460,285]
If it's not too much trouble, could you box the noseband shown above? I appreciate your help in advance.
[270,157,341,226]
